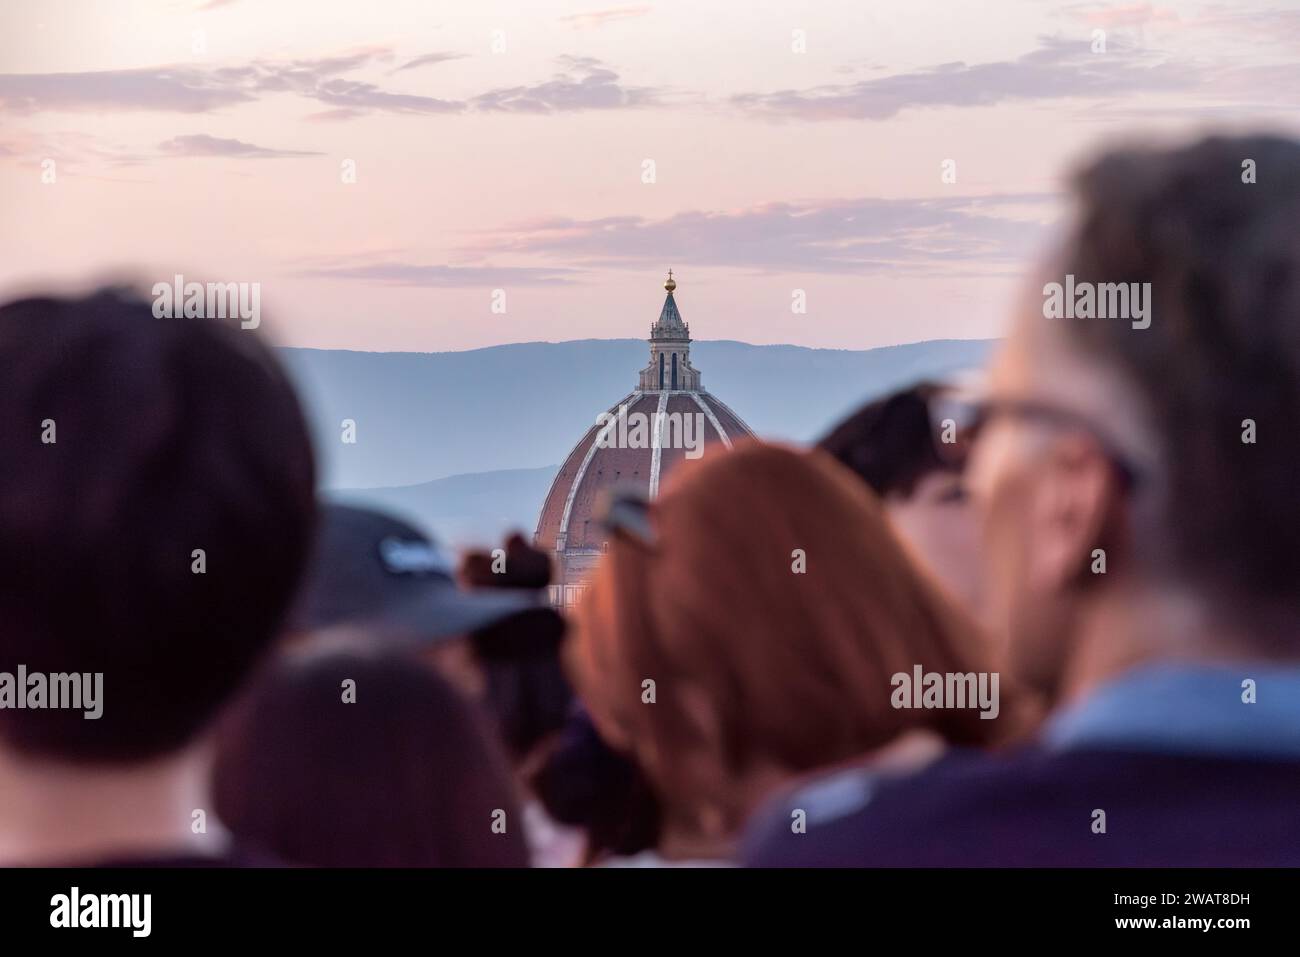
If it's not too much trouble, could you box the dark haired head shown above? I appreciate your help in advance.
[530,707,661,862]
[213,648,530,867]
[817,383,951,498]
[459,535,574,764]
[1060,134,1300,614]
[460,533,553,590]
[0,287,316,762]
[470,608,573,763]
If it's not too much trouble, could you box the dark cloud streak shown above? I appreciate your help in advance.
[0,51,460,116]
[295,263,579,287]
[158,134,324,158]
[0,52,651,117]
[472,56,663,112]
[394,52,465,73]
[467,194,1060,275]
[732,37,1197,120]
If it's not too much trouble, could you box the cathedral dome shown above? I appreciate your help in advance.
[535,272,754,606]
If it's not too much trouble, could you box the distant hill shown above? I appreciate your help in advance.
[279,338,994,494]
[329,466,560,548]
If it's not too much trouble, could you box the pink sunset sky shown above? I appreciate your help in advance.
[1,0,1297,351]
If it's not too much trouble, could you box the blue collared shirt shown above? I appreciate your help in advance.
[762,662,1300,834]
[1041,662,1300,759]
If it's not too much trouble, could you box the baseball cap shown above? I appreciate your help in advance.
[289,503,542,642]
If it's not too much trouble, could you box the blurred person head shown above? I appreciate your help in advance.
[0,286,315,864]
[458,534,573,771]
[530,705,662,866]
[964,134,1300,705]
[214,647,528,867]
[818,383,982,613]
[289,508,573,864]
[288,503,538,698]
[568,441,1009,860]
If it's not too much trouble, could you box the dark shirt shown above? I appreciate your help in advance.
[15,845,285,868]
[87,848,283,868]
[742,664,1300,867]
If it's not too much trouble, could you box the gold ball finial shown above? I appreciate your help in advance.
[664,268,676,293]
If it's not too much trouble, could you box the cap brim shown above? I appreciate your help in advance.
[381,583,545,643]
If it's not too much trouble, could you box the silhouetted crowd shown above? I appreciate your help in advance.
[2,133,1298,867]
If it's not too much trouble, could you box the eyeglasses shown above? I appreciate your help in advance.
[928,392,1144,489]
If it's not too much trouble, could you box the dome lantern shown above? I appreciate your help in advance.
[641,269,697,392]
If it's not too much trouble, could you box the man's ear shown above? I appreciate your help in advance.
[1026,434,1122,592]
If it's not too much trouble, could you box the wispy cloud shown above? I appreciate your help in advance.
[0,51,655,118]
[310,78,460,113]
[472,56,663,112]
[732,37,1196,121]
[0,130,152,170]
[0,67,257,114]
[0,129,321,168]
[0,49,459,115]
[303,107,368,123]
[294,262,579,287]
[158,134,323,158]
[559,6,653,29]
[464,194,1059,275]
[393,52,465,73]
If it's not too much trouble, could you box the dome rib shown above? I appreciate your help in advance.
[647,391,670,498]
[555,390,640,545]
[691,392,734,449]
[703,393,751,440]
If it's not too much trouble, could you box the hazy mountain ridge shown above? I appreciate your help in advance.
[329,466,562,548]
[279,337,993,545]
[280,337,994,495]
